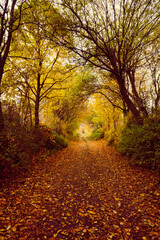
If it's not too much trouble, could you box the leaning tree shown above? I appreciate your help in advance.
[46,0,160,123]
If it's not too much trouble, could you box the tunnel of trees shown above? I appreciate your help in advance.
[0,0,160,175]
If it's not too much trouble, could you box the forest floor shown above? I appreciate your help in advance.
[0,140,160,240]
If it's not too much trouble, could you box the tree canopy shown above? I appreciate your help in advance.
[46,0,160,122]
[0,0,160,131]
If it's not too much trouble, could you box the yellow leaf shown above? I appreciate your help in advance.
[125,228,131,235]
[66,212,71,216]
[88,210,96,214]
[53,230,61,238]
[6,225,11,231]
[12,226,17,232]
[140,193,145,197]
[154,191,160,196]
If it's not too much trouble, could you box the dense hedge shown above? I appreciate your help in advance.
[118,117,160,169]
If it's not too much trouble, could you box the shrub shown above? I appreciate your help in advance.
[0,122,69,179]
[53,133,69,149]
[118,117,160,169]
[88,128,104,141]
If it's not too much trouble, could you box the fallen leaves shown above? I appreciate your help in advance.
[53,229,62,238]
[0,140,160,239]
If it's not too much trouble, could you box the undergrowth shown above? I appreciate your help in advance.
[87,128,104,141]
[118,116,160,169]
[0,121,69,180]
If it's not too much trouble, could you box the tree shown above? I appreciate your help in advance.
[48,0,160,123]
[0,0,26,130]
[145,41,160,111]
[8,0,71,129]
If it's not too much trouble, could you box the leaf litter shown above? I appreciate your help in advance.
[0,140,160,239]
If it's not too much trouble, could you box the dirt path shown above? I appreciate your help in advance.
[0,140,160,240]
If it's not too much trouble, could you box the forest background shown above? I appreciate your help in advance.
[0,0,160,178]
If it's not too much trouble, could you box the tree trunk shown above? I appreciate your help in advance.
[118,75,143,124]
[155,88,160,110]
[35,99,40,129]
[0,68,4,131]
[0,98,4,131]
[34,71,41,129]
[128,70,148,117]
[28,96,33,127]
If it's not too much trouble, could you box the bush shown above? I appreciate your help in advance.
[88,128,104,141]
[32,126,69,151]
[52,133,69,149]
[0,123,69,179]
[118,117,160,169]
